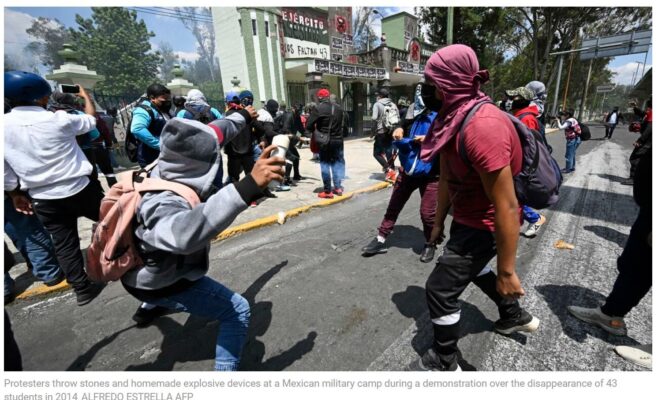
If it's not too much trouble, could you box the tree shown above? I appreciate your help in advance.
[158,41,179,83]
[352,7,379,52]
[69,7,162,96]
[25,17,71,68]
[173,7,219,82]
[415,7,511,69]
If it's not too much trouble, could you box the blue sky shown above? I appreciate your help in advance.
[5,6,652,85]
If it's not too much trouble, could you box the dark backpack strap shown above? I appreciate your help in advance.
[458,101,495,168]
[134,104,156,130]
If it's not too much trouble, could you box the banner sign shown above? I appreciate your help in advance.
[314,59,387,79]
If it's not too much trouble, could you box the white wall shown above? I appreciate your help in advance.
[212,7,249,94]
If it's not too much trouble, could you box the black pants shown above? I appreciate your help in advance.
[285,142,301,180]
[629,145,650,178]
[425,222,522,367]
[31,182,104,289]
[605,123,617,138]
[373,134,394,171]
[4,311,22,371]
[93,146,117,187]
[601,207,652,317]
[227,153,255,182]
[82,148,102,188]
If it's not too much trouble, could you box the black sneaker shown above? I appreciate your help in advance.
[419,244,436,263]
[44,274,66,287]
[361,237,387,256]
[410,348,462,371]
[132,305,169,327]
[293,176,305,181]
[75,281,106,306]
[263,189,277,198]
[494,310,540,335]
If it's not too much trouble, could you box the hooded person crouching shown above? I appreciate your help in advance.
[121,106,285,371]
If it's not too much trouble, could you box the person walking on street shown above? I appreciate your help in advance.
[305,89,346,198]
[224,90,259,184]
[504,87,547,238]
[4,71,105,306]
[410,45,540,372]
[568,148,652,369]
[604,106,620,139]
[362,83,440,263]
[130,84,172,167]
[555,109,582,173]
[624,99,652,185]
[371,88,400,182]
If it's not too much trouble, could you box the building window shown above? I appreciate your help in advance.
[265,21,269,37]
[238,19,242,35]
[251,19,257,36]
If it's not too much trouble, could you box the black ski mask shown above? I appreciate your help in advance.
[420,83,442,112]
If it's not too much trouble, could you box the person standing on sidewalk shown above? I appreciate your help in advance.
[362,83,440,263]
[305,89,346,199]
[504,87,547,238]
[568,147,652,369]
[604,106,620,139]
[4,71,105,306]
[122,109,286,371]
[410,45,540,371]
[371,88,400,182]
[555,109,582,173]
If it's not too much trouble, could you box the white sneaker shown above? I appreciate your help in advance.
[524,215,546,238]
[614,344,652,369]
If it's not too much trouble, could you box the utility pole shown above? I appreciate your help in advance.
[446,7,454,45]
[552,55,564,116]
[577,57,594,120]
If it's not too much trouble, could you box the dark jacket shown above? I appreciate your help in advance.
[224,108,257,155]
[276,110,295,134]
[305,99,344,142]
[633,146,651,210]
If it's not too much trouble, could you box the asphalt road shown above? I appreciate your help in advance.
[5,123,651,371]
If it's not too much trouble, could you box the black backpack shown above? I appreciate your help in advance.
[460,101,563,210]
[125,104,155,163]
[184,105,214,124]
[578,120,591,140]
[273,112,285,133]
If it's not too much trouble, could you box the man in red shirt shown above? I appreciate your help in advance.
[505,87,547,238]
[412,45,539,372]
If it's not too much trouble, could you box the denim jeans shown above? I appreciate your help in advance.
[142,277,250,371]
[565,137,581,171]
[319,141,345,192]
[522,205,541,224]
[4,197,62,284]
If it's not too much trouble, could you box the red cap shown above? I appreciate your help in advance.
[317,89,330,98]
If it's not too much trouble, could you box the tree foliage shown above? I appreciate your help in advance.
[25,17,71,68]
[158,41,179,83]
[352,7,379,52]
[173,7,219,82]
[68,7,162,96]
[416,7,652,114]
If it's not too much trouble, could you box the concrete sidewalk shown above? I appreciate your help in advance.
[6,136,394,300]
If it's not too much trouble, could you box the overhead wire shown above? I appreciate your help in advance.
[129,7,213,24]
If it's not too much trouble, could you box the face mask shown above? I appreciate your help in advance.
[159,101,172,112]
[511,99,529,111]
[504,99,513,112]
[422,95,442,112]
[241,98,253,107]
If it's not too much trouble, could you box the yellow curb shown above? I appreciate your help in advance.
[215,181,392,242]
[15,279,70,300]
[14,181,392,301]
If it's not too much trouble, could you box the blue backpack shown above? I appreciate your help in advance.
[459,101,562,209]
[393,111,438,177]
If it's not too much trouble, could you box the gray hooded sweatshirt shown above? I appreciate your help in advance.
[121,110,262,292]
